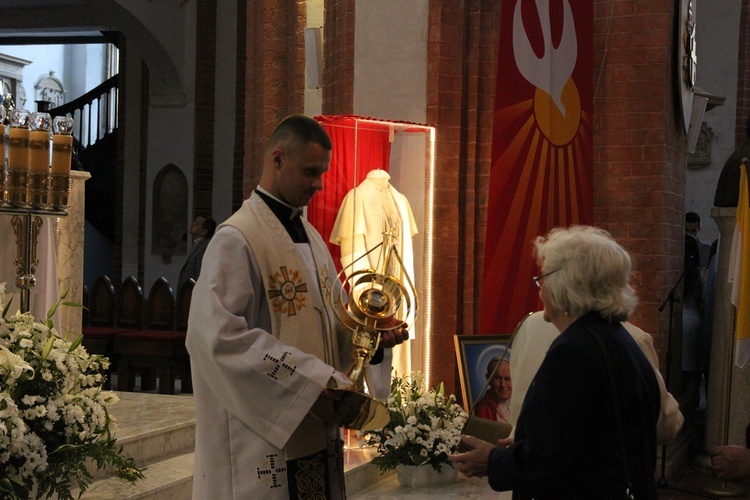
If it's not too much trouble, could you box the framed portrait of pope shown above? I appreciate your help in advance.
[454,334,512,415]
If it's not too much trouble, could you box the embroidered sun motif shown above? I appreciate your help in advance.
[263,351,297,380]
[268,266,308,316]
[257,453,287,489]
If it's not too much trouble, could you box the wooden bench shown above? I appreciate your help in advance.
[114,277,190,394]
[81,275,137,389]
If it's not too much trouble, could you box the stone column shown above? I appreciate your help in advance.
[55,170,90,341]
[707,206,750,448]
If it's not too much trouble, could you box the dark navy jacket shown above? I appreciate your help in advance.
[488,312,660,499]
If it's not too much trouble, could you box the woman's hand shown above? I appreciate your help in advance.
[497,436,514,448]
[448,435,496,478]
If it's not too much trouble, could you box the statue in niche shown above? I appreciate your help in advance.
[152,164,188,262]
[34,71,65,109]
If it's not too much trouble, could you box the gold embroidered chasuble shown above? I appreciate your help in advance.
[187,192,351,499]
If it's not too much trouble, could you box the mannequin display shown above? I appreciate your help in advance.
[330,169,418,379]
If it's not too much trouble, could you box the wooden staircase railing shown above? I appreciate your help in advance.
[50,74,118,153]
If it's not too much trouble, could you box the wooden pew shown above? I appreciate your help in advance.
[81,275,136,389]
[114,277,190,394]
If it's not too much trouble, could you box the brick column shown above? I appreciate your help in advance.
[425,0,501,392]
[323,0,354,115]
[736,0,750,146]
[244,1,307,198]
[593,0,686,377]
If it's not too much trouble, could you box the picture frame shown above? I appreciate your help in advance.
[454,334,511,413]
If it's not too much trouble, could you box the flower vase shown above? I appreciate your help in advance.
[396,464,458,488]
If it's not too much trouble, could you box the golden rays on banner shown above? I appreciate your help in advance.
[480,0,593,333]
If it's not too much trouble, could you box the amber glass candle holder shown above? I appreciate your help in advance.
[50,116,74,209]
[7,109,30,207]
[48,173,71,209]
[28,112,52,209]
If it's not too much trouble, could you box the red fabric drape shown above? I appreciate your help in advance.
[479,1,594,334]
[309,115,394,270]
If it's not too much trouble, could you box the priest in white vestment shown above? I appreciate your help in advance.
[186,115,405,499]
[330,169,418,379]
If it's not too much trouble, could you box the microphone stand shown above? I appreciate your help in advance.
[656,273,714,498]
[657,271,684,432]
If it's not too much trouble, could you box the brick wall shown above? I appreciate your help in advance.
[737,0,750,146]
[323,0,354,115]
[425,0,501,393]
[593,0,685,375]
[244,1,307,198]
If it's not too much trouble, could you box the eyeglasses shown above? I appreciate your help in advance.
[533,269,559,288]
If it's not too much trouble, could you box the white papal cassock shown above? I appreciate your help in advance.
[330,171,418,379]
[186,192,391,499]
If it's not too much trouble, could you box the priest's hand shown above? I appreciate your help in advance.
[310,390,339,423]
[377,319,408,348]
[448,435,495,478]
[311,372,352,422]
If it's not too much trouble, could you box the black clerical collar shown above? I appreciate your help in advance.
[255,189,309,243]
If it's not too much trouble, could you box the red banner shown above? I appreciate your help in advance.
[479,0,593,334]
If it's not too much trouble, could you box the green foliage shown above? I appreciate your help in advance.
[0,287,145,499]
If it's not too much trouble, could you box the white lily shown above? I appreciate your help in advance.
[0,345,35,380]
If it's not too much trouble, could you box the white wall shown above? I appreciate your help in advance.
[353,0,429,124]
[304,0,324,117]
[119,49,142,284]
[210,0,238,225]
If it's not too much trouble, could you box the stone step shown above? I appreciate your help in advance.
[81,451,387,499]
[76,392,389,498]
[91,392,196,479]
[78,452,194,499]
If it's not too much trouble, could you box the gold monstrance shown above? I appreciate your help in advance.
[327,230,418,431]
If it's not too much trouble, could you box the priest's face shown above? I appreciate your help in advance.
[272,141,331,208]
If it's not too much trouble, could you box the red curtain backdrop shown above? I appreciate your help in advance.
[309,115,394,269]
[479,0,594,334]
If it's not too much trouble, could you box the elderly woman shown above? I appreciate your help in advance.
[450,226,660,499]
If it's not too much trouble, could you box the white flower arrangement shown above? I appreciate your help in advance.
[0,283,143,499]
[360,371,468,473]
